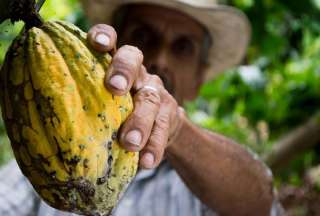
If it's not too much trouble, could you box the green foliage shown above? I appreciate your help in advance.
[187,0,320,184]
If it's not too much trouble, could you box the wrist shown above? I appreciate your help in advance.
[166,107,188,154]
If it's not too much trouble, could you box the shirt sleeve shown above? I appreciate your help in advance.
[0,160,40,216]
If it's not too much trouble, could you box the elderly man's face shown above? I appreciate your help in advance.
[118,5,207,104]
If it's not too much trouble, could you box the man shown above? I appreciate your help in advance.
[0,0,284,215]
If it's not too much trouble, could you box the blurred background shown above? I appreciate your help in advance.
[1,0,320,215]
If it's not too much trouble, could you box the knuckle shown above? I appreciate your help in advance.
[149,74,164,86]
[128,110,147,124]
[140,65,148,77]
[149,122,169,147]
[129,110,154,131]
[170,96,178,107]
[132,111,151,124]
[113,47,143,74]
[156,114,170,130]
[147,137,164,155]
[114,55,139,72]
[136,90,161,107]
[163,90,177,107]
[120,45,143,62]
[123,45,143,55]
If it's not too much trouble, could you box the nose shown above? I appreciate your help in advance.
[146,49,175,94]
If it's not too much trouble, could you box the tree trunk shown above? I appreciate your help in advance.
[263,113,320,172]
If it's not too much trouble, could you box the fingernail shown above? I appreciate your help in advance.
[95,33,110,46]
[143,153,154,168]
[125,130,142,146]
[109,75,128,91]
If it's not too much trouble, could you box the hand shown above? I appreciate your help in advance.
[87,24,185,169]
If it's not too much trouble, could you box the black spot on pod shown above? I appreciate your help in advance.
[107,185,115,192]
[37,154,50,166]
[50,171,57,179]
[67,181,74,189]
[75,178,95,199]
[107,155,113,178]
[75,52,81,59]
[79,144,85,150]
[83,159,89,169]
[108,155,113,166]
[67,155,81,165]
[52,193,62,203]
[54,136,64,162]
[107,141,112,150]
[91,64,96,72]
[111,131,117,141]
[97,113,106,121]
[96,176,106,185]
[68,193,77,210]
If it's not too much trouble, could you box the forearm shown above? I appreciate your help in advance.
[166,115,275,216]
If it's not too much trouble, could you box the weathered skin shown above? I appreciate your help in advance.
[0,20,138,216]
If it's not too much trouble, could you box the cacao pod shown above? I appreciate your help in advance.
[0,20,139,216]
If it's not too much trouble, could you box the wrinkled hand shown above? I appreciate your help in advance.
[87,24,184,169]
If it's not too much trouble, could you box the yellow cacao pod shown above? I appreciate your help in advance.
[0,20,138,216]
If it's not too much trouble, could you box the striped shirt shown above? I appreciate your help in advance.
[0,160,284,216]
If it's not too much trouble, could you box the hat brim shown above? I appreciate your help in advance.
[81,0,251,81]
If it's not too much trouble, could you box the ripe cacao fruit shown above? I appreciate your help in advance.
[0,20,139,216]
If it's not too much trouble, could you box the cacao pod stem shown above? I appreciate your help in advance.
[0,0,45,28]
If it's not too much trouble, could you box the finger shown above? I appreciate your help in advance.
[87,24,117,52]
[139,106,172,169]
[140,89,179,169]
[132,66,163,93]
[119,81,163,152]
[105,45,143,95]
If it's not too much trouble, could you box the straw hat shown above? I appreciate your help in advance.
[81,0,251,81]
